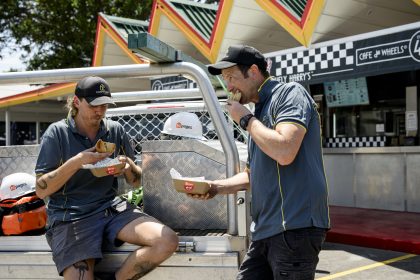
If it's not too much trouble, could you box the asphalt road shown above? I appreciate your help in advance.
[315,242,420,279]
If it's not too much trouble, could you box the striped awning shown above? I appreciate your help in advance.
[168,0,218,42]
[276,0,308,22]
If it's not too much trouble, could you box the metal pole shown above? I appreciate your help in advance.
[112,88,227,103]
[36,121,40,144]
[0,63,240,235]
[5,109,10,146]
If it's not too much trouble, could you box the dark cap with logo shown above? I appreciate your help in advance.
[75,76,115,106]
[207,45,267,75]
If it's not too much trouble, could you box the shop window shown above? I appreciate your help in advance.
[0,122,5,146]
[10,122,37,145]
[40,122,52,139]
[310,70,418,146]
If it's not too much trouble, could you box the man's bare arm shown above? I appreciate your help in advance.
[122,156,142,188]
[247,120,306,165]
[36,157,82,199]
[211,171,250,195]
[226,101,306,166]
[189,171,250,200]
[36,147,110,199]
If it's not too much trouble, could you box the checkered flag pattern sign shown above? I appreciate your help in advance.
[275,42,354,77]
[325,136,386,148]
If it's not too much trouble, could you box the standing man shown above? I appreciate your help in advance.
[35,76,178,280]
[195,45,330,279]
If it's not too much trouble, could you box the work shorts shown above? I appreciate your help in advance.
[45,200,150,275]
[237,227,327,280]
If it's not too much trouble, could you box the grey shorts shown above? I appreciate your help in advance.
[45,200,150,275]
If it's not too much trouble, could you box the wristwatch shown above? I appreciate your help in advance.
[239,114,254,131]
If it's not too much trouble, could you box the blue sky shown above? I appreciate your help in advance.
[0,48,40,98]
[0,48,26,72]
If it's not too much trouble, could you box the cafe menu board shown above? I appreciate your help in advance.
[324,77,369,108]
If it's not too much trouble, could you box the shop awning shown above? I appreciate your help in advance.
[265,22,420,85]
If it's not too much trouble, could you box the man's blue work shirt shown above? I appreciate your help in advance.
[35,117,134,226]
[248,79,330,241]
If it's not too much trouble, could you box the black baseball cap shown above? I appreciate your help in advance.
[207,45,267,75]
[75,76,115,106]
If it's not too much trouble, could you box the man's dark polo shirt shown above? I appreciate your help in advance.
[35,117,134,226]
[248,79,330,241]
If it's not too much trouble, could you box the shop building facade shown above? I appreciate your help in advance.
[266,22,420,148]
[264,22,420,213]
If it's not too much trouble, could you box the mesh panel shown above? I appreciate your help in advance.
[108,110,248,155]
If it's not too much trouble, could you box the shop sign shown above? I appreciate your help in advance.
[406,111,418,136]
[376,124,385,133]
[151,76,197,90]
[356,41,410,66]
[267,24,420,84]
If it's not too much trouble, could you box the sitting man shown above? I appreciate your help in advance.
[35,76,178,280]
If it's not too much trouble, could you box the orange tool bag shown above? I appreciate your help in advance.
[0,195,47,235]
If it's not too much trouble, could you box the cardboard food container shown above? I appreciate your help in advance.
[82,158,125,178]
[172,178,210,195]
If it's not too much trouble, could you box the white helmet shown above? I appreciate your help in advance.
[0,173,36,200]
[161,112,206,140]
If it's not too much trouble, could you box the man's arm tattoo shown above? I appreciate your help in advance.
[36,178,48,190]
[36,171,57,190]
[47,171,58,179]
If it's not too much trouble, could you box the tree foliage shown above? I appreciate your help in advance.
[0,0,153,70]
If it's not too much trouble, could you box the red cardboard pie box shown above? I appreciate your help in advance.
[172,178,210,195]
[82,158,125,177]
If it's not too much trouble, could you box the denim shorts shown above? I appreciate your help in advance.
[237,227,327,280]
[45,200,151,275]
